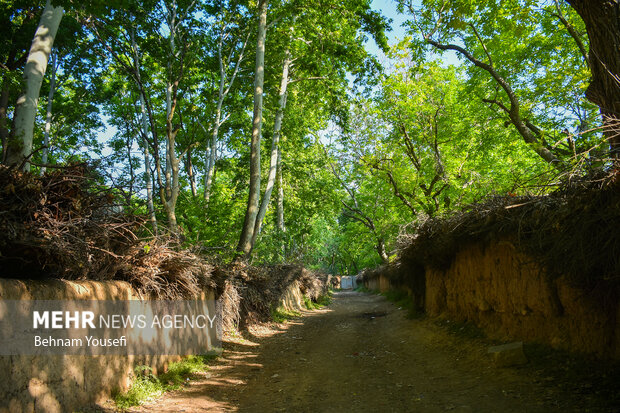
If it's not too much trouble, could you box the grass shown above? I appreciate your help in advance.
[114,366,164,410]
[272,291,333,322]
[270,306,301,322]
[114,355,217,410]
[303,291,333,310]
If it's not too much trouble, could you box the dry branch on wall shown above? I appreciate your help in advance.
[214,264,329,329]
[117,239,215,299]
[0,164,215,299]
[396,170,620,290]
[0,164,139,280]
[0,164,328,311]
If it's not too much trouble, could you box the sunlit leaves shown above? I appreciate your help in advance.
[399,0,601,158]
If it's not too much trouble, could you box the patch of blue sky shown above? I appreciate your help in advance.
[368,0,462,68]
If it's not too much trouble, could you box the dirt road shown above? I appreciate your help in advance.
[130,291,614,412]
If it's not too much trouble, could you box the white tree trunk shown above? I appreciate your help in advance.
[164,0,177,202]
[160,0,187,235]
[236,0,268,259]
[204,58,224,202]
[204,27,249,202]
[186,151,197,197]
[276,147,285,258]
[40,48,57,175]
[6,0,63,171]
[142,104,158,234]
[250,45,291,249]
[276,149,285,233]
[131,28,158,234]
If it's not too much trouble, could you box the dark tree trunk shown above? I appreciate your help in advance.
[567,0,620,158]
[0,79,9,163]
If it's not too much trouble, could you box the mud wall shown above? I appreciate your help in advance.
[364,240,620,359]
[364,274,392,293]
[279,280,305,312]
[0,279,218,413]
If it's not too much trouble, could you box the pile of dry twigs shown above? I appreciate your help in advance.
[0,164,215,299]
[396,170,620,289]
[0,164,138,280]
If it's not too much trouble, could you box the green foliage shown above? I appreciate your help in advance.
[114,365,165,409]
[159,355,214,389]
[303,291,332,309]
[270,306,301,323]
[323,46,553,272]
[114,356,214,409]
[1,0,607,277]
[399,0,604,163]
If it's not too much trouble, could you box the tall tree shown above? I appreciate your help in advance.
[237,0,390,260]
[130,26,158,233]
[250,20,294,251]
[39,47,57,175]
[204,2,250,203]
[0,2,41,163]
[565,0,620,158]
[6,0,64,170]
[236,0,268,259]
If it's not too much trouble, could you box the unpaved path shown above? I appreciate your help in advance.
[129,291,609,412]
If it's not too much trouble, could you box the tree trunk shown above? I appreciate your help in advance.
[186,149,197,197]
[159,0,188,235]
[6,0,63,171]
[250,43,291,251]
[131,27,158,234]
[143,132,158,235]
[236,0,268,260]
[204,29,226,203]
[376,237,389,264]
[0,77,10,163]
[204,64,224,203]
[276,147,285,258]
[566,0,620,158]
[164,1,177,202]
[276,149,285,233]
[40,48,57,175]
[163,106,181,235]
[162,121,181,235]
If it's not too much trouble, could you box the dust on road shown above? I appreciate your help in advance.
[130,291,607,412]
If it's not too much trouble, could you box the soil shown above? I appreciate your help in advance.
[124,291,619,413]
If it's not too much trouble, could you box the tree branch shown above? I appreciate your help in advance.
[552,0,589,68]
[383,170,417,215]
[424,36,562,166]
[341,201,375,231]
[469,23,494,66]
